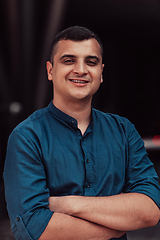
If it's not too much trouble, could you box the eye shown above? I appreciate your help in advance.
[86,59,98,66]
[62,58,75,65]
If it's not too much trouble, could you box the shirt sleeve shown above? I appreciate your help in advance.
[124,122,160,208]
[3,129,53,240]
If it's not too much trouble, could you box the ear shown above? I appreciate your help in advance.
[46,61,53,81]
[101,64,105,83]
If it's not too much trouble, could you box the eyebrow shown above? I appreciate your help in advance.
[60,54,100,62]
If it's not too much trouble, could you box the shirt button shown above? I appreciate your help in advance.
[86,184,90,188]
[86,159,89,163]
[71,120,76,124]
[16,216,20,222]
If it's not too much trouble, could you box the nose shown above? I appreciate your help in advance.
[73,60,88,76]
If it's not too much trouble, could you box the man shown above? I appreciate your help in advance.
[3,26,160,240]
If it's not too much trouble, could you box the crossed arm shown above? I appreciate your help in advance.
[39,212,125,240]
[39,193,160,240]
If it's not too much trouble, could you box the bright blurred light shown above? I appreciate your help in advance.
[143,137,160,150]
[152,135,160,146]
[9,102,23,114]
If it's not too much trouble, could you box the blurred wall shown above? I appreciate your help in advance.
[0,0,160,219]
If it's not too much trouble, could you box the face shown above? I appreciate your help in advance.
[46,39,104,107]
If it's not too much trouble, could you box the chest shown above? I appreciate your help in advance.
[41,124,127,196]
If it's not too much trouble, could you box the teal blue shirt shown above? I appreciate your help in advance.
[3,102,160,240]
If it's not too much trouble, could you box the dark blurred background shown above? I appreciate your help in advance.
[0,0,160,239]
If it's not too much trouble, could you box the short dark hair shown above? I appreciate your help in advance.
[49,26,103,63]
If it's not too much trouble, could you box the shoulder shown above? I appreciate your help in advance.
[92,108,138,142]
[93,108,134,131]
[10,105,51,139]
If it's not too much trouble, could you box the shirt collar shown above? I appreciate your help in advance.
[48,101,94,131]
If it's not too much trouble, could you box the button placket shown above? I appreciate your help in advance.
[81,136,93,194]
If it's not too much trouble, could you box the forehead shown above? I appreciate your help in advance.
[54,39,102,60]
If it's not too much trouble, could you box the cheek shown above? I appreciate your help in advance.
[91,68,102,79]
[91,77,102,94]
[55,66,73,80]
[52,70,64,84]
[92,72,103,84]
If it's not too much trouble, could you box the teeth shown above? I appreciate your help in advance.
[70,79,87,83]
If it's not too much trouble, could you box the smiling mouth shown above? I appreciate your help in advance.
[69,79,89,84]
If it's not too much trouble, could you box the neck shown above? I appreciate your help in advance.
[53,98,92,135]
